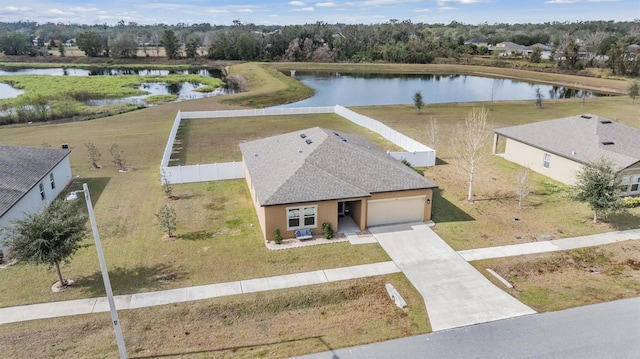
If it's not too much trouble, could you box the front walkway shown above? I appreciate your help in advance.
[0,261,400,325]
[458,228,640,261]
[370,223,536,332]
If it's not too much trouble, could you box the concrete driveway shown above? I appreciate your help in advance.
[370,223,535,331]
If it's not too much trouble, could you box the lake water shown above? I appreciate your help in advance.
[276,72,601,108]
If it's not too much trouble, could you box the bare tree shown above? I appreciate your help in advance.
[109,143,127,171]
[516,167,531,208]
[85,142,101,168]
[584,31,606,66]
[426,116,439,150]
[450,107,493,202]
[490,78,504,103]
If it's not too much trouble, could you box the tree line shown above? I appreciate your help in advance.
[0,20,639,75]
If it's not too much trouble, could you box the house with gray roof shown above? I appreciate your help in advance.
[0,145,73,251]
[493,114,640,196]
[240,127,437,241]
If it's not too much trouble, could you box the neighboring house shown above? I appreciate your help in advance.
[489,41,528,56]
[0,145,73,251]
[240,127,437,241]
[526,43,553,60]
[493,114,640,196]
[465,38,488,47]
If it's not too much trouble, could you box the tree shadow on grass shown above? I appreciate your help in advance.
[604,211,640,231]
[431,189,475,223]
[180,230,213,241]
[132,335,337,359]
[74,264,184,297]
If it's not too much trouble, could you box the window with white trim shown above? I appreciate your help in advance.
[631,178,640,192]
[50,173,56,190]
[39,182,45,200]
[287,205,317,229]
[543,153,551,169]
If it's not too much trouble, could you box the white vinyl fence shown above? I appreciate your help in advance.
[334,105,435,167]
[161,106,435,184]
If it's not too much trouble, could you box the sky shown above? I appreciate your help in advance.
[0,0,637,26]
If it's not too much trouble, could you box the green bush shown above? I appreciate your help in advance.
[0,249,4,264]
[273,228,283,244]
[621,196,640,208]
[322,222,334,239]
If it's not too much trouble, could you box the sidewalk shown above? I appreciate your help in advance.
[458,228,640,262]
[0,261,400,325]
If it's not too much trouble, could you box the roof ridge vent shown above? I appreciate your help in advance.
[601,141,614,145]
[599,120,612,124]
[581,115,592,119]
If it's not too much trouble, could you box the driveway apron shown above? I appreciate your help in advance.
[370,223,536,331]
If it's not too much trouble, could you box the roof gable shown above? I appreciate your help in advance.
[495,114,640,170]
[0,145,71,216]
[240,127,436,206]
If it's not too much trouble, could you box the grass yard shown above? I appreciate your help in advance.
[470,241,640,312]
[355,96,640,250]
[0,274,430,359]
[0,96,391,308]
[176,113,404,165]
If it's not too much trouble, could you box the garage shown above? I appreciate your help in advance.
[367,195,425,227]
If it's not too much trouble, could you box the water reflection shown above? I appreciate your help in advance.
[84,82,232,106]
[277,72,605,108]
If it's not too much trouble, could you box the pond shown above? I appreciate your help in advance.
[0,66,231,103]
[86,82,231,106]
[0,83,24,99]
[275,72,604,108]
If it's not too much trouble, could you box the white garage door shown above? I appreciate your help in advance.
[367,195,425,227]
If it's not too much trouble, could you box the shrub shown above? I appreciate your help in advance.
[322,222,334,239]
[273,228,283,244]
[0,249,4,264]
[400,158,425,176]
[621,196,640,208]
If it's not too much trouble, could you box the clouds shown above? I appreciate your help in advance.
[0,0,633,26]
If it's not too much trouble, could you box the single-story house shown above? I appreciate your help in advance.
[0,145,73,251]
[240,127,438,241]
[489,41,528,56]
[493,114,640,196]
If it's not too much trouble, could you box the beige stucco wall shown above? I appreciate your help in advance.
[243,160,267,238]
[502,138,583,185]
[263,200,339,241]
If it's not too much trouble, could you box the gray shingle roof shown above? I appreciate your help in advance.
[495,114,640,170]
[239,127,437,206]
[0,145,71,217]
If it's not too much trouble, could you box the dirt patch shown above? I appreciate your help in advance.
[0,275,430,358]
[476,241,640,312]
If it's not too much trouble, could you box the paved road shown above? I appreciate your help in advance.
[370,223,535,331]
[296,297,640,359]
